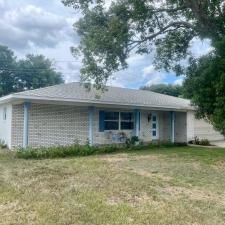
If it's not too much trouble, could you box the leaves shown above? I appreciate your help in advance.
[0,45,64,97]
[63,0,225,88]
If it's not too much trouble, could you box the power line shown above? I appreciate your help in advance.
[0,59,81,63]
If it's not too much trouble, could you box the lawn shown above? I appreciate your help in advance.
[1,146,225,225]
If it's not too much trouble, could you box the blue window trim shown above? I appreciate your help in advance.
[99,111,135,132]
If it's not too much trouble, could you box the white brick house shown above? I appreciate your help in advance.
[0,82,223,149]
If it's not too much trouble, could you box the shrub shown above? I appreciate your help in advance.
[16,141,188,160]
[125,136,140,148]
[199,139,210,146]
[188,137,210,146]
[0,139,7,149]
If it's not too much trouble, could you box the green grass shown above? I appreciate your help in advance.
[1,146,225,225]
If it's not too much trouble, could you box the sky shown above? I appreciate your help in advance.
[0,0,212,89]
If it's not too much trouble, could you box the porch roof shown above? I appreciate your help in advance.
[0,82,194,111]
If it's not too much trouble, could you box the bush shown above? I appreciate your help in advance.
[199,139,210,146]
[16,143,122,159]
[125,136,140,148]
[0,139,7,149]
[16,141,188,160]
[188,137,211,146]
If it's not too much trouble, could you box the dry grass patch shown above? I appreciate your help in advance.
[1,147,225,225]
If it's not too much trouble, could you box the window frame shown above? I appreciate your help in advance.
[104,112,119,131]
[151,113,158,139]
[103,111,134,131]
[120,112,134,130]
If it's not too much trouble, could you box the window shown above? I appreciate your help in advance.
[3,107,7,120]
[101,111,134,131]
[151,113,158,139]
[120,112,134,130]
[104,112,119,130]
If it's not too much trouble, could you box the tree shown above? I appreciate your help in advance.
[0,45,17,96]
[15,55,64,92]
[62,0,225,88]
[141,84,184,97]
[0,45,64,96]
[62,0,225,135]
[183,38,225,135]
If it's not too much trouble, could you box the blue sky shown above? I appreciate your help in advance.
[0,0,211,89]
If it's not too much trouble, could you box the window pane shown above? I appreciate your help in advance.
[152,123,156,129]
[121,121,134,130]
[152,130,157,136]
[105,121,119,130]
[121,112,133,121]
[152,115,157,122]
[105,112,119,120]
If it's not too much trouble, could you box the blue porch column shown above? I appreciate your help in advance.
[88,106,95,146]
[170,111,175,143]
[134,109,140,137]
[23,102,30,148]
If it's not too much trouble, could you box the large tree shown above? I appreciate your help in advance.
[62,0,225,87]
[0,45,64,96]
[0,45,17,96]
[15,55,64,92]
[62,0,225,134]
[141,84,184,97]
[183,38,225,135]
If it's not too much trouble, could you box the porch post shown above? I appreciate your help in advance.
[134,109,140,137]
[88,106,95,146]
[23,102,30,148]
[170,111,175,143]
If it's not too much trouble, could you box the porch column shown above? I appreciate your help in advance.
[88,106,95,146]
[170,111,175,143]
[134,109,140,137]
[23,102,30,148]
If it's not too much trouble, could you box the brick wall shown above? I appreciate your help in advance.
[11,103,185,148]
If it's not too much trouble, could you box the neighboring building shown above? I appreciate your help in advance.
[0,82,223,149]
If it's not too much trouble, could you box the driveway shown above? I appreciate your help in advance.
[211,140,225,148]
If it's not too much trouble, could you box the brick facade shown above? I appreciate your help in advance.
[11,103,187,148]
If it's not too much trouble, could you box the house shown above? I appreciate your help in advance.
[0,82,224,149]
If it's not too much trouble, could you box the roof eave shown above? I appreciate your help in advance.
[0,94,194,111]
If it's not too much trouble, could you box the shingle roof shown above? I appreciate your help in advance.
[11,82,192,110]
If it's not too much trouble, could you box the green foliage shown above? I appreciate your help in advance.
[16,144,120,159]
[183,38,225,135]
[141,83,184,97]
[62,0,225,88]
[0,139,7,149]
[16,141,187,159]
[0,45,64,97]
[125,136,140,148]
[62,0,225,135]
[199,139,210,146]
[188,137,210,146]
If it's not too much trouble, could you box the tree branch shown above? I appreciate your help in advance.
[152,6,188,13]
[130,21,195,44]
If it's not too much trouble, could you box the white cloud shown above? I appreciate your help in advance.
[174,78,184,86]
[0,0,213,89]
[190,38,213,58]
[0,3,77,50]
[142,65,167,86]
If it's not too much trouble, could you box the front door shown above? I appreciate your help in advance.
[151,113,159,140]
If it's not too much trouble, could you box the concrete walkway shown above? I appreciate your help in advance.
[211,140,225,148]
